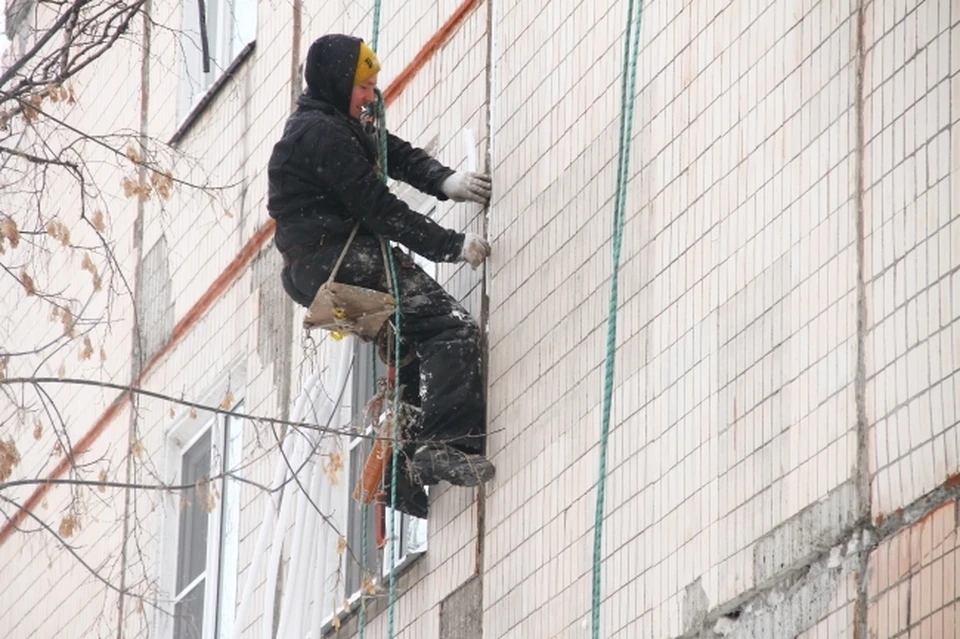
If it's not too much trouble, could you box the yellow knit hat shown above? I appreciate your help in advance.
[354,41,381,86]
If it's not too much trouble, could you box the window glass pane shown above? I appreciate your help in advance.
[351,342,385,414]
[176,428,212,594]
[173,577,206,639]
[404,511,428,555]
[232,0,257,54]
[345,342,386,596]
[179,0,203,117]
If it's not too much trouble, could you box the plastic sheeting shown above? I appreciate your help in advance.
[231,337,354,639]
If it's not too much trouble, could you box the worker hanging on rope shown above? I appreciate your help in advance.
[267,34,496,517]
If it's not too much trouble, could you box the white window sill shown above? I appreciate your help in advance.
[169,40,256,146]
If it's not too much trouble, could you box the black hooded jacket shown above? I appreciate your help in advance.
[267,34,462,263]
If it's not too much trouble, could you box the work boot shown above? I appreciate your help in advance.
[409,444,495,487]
[379,462,429,519]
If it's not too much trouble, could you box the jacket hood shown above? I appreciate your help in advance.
[303,34,363,116]
[295,93,335,113]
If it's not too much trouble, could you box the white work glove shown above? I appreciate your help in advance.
[441,171,492,204]
[459,232,491,269]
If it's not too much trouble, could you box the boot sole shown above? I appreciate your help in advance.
[411,451,495,487]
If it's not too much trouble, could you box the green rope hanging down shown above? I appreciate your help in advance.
[356,0,402,634]
[359,0,387,630]
[374,86,404,639]
[590,1,644,638]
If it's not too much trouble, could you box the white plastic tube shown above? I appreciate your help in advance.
[309,440,339,639]
[266,338,354,638]
[308,341,353,638]
[297,437,327,635]
[231,372,320,639]
[289,459,320,637]
[276,457,313,638]
[261,433,306,638]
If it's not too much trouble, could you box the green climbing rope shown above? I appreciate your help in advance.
[376,87,404,639]
[355,1,402,636]
[590,1,644,638]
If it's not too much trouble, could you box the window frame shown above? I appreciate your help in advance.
[171,426,215,639]
[176,0,257,127]
[156,376,244,639]
[322,340,428,634]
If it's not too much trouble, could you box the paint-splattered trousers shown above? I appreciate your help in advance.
[280,233,486,455]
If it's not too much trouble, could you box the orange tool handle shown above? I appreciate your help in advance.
[352,435,391,503]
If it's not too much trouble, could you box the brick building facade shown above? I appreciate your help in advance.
[1,0,959,637]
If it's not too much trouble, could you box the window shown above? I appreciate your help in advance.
[178,0,256,119]
[161,401,243,639]
[4,0,34,58]
[339,341,427,613]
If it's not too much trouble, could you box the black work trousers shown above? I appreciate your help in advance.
[281,234,485,454]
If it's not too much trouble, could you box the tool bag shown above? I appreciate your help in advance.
[302,223,396,342]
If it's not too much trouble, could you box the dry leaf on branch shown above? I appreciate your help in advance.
[323,451,343,486]
[0,438,21,482]
[0,355,8,380]
[32,419,43,440]
[220,390,235,410]
[150,171,173,200]
[336,536,347,556]
[58,511,81,538]
[57,362,66,378]
[60,307,75,337]
[78,335,94,360]
[52,442,63,457]
[19,269,35,295]
[121,176,151,201]
[45,219,71,246]
[0,216,19,249]
[90,210,106,233]
[125,146,141,164]
[195,477,217,513]
[99,347,107,362]
[98,469,108,493]
[80,253,102,291]
[189,408,197,419]
[130,438,145,458]
[22,94,41,123]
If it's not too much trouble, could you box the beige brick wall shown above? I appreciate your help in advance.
[484,0,956,636]
[485,0,862,634]
[864,0,960,518]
